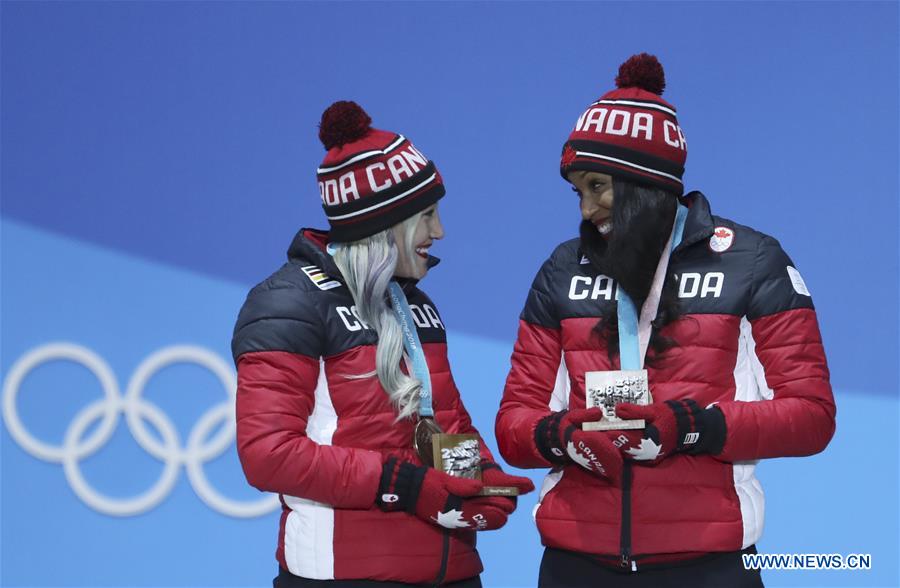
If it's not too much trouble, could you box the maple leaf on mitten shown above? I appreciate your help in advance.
[433,508,469,529]
[376,457,483,529]
[624,437,663,461]
[616,400,727,464]
[534,408,624,482]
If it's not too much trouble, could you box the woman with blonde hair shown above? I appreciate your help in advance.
[233,102,533,587]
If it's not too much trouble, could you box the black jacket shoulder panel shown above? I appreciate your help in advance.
[672,215,758,316]
[746,233,815,319]
[518,204,815,324]
[231,261,328,362]
[672,215,815,317]
[520,239,580,328]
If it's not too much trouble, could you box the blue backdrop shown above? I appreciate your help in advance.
[1,2,897,587]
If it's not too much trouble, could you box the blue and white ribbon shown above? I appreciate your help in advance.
[388,281,434,418]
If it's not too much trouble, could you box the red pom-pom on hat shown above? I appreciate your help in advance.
[318,101,373,150]
[615,53,666,95]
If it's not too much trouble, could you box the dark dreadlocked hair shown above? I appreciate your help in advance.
[579,178,683,363]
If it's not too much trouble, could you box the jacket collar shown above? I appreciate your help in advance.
[288,228,340,275]
[286,228,441,289]
[676,191,716,252]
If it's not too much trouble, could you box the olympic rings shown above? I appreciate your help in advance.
[2,342,279,518]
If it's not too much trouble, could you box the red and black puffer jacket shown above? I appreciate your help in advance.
[496,192,835,567]
[232,228,492,585]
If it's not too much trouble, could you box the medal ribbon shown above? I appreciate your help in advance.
[388,281,434,418]
[617,204,688,370]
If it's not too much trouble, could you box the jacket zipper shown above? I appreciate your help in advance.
[432,529,451,586]
[620,461,636,572]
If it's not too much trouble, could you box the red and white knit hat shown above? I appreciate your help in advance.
[560,53,687,194]
[316,101,445,242]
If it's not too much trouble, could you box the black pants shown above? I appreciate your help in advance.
[538,546,764,588]
[274,567,482,588]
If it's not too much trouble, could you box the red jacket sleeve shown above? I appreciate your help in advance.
[496,321,564,468]
[714,237,836,461]
[715,308,836,461]
[236,350,382,508]
[496,254,566,469]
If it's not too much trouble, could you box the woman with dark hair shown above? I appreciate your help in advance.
[233,101,533,587]
[495,54,835,587]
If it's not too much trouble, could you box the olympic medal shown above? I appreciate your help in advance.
[413,417,443,467]
[582,370,651,431]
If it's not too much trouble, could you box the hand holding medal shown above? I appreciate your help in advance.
[389,282,524,497]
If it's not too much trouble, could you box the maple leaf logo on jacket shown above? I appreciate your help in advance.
[709,226,735,252]
[433,509,470,529]
[625,438,663,461]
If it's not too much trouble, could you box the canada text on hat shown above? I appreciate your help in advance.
[316,101,445,242]
[561,53,687,194]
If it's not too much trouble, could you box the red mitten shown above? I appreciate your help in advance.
[616,400,726,463]
[480,462,535,495]
[535,408,624,482]
[377,457,484,529]
[452,462,535,531]
[456,495,516,531]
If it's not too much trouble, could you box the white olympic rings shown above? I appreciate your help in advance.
[2,342,279,518]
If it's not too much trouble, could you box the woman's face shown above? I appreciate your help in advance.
[568,170,615,235]
[392,204,444,279]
